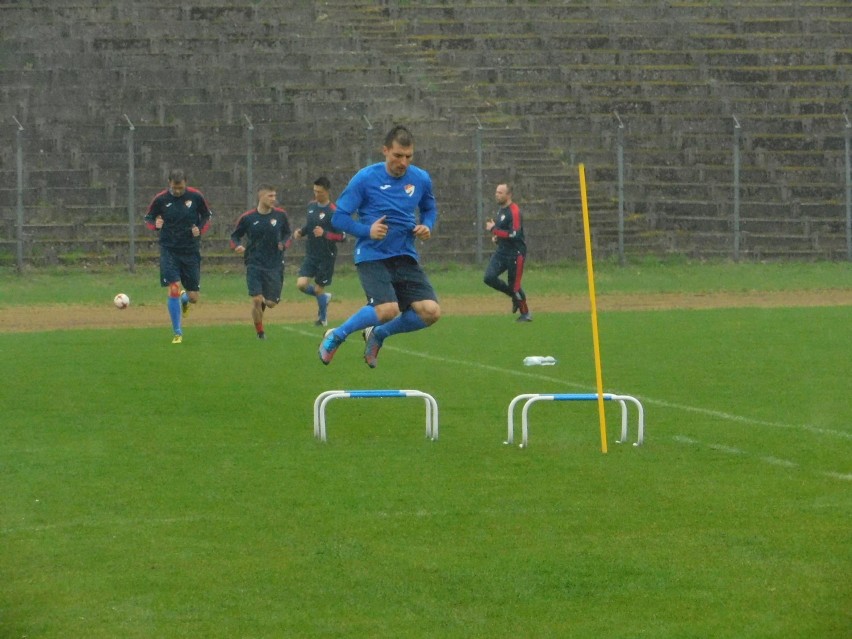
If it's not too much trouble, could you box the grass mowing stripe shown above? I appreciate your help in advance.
[1,515,216,536]
[760,456,799,469]
[823,471,852,482]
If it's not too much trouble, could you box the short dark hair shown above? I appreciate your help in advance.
[313,176,331,190]
[168,169,187,183]
[384,124,413,148]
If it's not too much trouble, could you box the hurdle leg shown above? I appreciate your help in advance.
[314,390,343,438]
[625,395,645,445]
[611,394,645,446]
[318,392,348,442]
[423,395,432,439]
[616,399,629,444]
[424,393,439,440]
[404,390,438,440]
[521,395,555,447]
[507,394,538,445]
[399,390,438,440]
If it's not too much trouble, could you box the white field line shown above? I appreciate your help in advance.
[285,326,852,481]
[673,435,852,482]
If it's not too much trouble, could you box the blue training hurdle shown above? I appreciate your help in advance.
[314,390,439,442]
[506,393,645,448]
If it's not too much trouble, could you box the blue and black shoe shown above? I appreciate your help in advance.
[319,329,344,365]
[362,326,383,368]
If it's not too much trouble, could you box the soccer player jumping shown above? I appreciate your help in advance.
[318,125,441,368]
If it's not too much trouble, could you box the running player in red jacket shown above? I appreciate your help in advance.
[484,183,531,322]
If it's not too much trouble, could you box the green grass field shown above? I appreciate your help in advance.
[2,258,852,306]
[1,263,851,638]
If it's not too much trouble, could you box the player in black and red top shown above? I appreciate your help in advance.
[293,176,346,327]
[230,184,292,339]
[144,169,213,344]
[484,182,531,322]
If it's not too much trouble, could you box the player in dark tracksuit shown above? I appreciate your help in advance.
[484,182,531,322]
[230,184,292,339]
[144,168,213,344]
[294,176,346,327]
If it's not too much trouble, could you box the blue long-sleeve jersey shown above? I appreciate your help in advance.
[331,162,437,264]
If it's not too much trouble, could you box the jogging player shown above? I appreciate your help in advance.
[484,182,531,321]
[144,168,213,344]
[293,176,346,327]
[230,184,292,339]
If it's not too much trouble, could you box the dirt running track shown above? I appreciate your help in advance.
[2,290,851,333]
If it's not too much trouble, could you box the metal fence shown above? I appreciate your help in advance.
[6,112,852,272]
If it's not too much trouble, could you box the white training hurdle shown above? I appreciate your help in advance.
[313,389,439,442]
[506,393,645,448]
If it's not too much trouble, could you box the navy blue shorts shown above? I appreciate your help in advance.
[160,248,201,291]
[298,253,336,287]
[357,256,438,311]
[246,264,284,302]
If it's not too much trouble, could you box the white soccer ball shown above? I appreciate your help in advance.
[114,293,130,309]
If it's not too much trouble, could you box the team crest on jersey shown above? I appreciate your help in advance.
[405,184,415,197]
[319,212,326,220]
[499,213,506,222]
[185,200,192,207]
[271,219,277,226]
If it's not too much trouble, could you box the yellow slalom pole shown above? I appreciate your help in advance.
[578,164,608,453]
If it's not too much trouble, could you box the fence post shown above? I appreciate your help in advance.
[13,116,24,274]
[614,111,626,266]
[732,115,742,262]
[124,115,136,273]
[244,114,254,210]
[362,115,374,165]
[844,113,851,261]
[474,116,484,264]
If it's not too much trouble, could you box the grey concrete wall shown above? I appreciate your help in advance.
[1,0,849,266]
